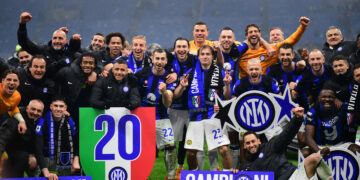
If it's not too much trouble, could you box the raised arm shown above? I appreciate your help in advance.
[17,12,43,55]
[275,16,310,49]
[270,107,304,153]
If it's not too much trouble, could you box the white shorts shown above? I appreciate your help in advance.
[156,119,175,149]
[168,108,189,141]
[185,118,230,151]
[289,161,318,180]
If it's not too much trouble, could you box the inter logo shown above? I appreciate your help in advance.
[324,149,360,180]
[234,93,275,132]
[109,166,128,180]
[234,174,252,180]
[216,86,296,134]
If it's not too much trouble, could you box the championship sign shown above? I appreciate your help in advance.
[181,170,274,180]
[298,143,360,180]
[80,107,156,180]
[215,86,296,133]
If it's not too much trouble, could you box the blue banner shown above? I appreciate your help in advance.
[181,170,274,180]
[1,176,91,180]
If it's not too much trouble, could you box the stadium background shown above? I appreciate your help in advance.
[0,0,359,59]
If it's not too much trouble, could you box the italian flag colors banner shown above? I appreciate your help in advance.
[80,107,156,180]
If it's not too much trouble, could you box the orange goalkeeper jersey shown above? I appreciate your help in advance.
[0,83,21,117]
[238,24,306,78]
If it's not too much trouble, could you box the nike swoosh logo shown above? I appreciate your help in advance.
[24,82,31,85]
[67,81,73,85]
[107,86,112,89]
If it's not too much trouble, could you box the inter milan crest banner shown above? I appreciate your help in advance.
[215,85,296,133]
[80,107,156,180]
[181,170,274,180]
[298,143,360,180]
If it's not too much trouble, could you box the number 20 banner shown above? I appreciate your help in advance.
[80,107,156,180]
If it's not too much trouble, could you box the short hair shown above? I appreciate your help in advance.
[247,58,261,67]
[28,55,46,71]
[51,96,67,105]
[279,43,294,51]
[331,54,349,65]
[105,32,126,46]
[357,33,360,41]
[245,24,260,36]
[243,131,259,140]
[354,63,360,71]
[16,48,26,56]
[93,32,104,37]
[269,27,283,33]
[193,21,208,31]
[132,35,147,43]
[326,26,342,36]
[198,45,215,58]
[173,37,190,50]
[2,69,19,80]
[221,26,234,32]
[152,48,166,56]
[77,52,98,67]
[113,59,128,66]
[309,48,324,56]
[28,99,45,108]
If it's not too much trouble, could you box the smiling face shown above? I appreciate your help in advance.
[91,34,105,51]
[219,29,235,52]
[332,59,349,75]
[1,73,20,97]
[18,50,33,66]
[269,28,284,44]
[132,37,147,60]
[193,24,209,44]
[112,63,128,81]
[247,59,262,84]
[26,100,44,121]
[326,28,343,47]
[152,51,167,73]
[244,133,261,154]
[318,89,335,110]
[174,39,189,61]
[52,30,67,50]
[108,36,123,57]
[278,48,294,68]
[50,100,67,120]
[354,68,360,83]
[308,50,325,73]
[29,58,46,80]
[246,26,261,47]
[80,56,96,75]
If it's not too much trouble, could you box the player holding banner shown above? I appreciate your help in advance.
[174,45,233,171]
[135,48,177,179]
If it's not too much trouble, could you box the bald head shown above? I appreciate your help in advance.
[247,58,262,83]
[52,30,67,50]
[26,99,44,121]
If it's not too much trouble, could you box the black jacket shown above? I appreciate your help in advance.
[17,23,81,78]
[323,67,353,102]
[350,49,360,65]
[17,68,56,109]
[0,110,38,157]
[239,116,303,180]
[55,63,93,108]
[90,72,140,110]
[94,49,124,67]
[322,41,356,64]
